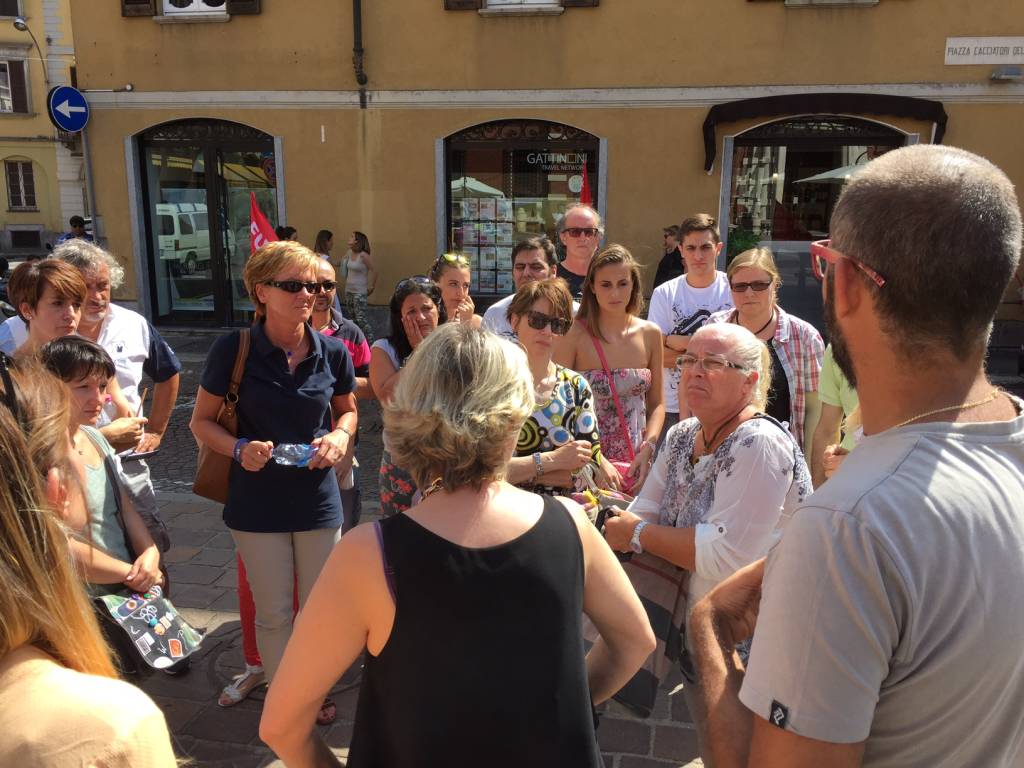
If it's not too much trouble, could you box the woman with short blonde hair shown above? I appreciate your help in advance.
[192,240,358,724]
[261,325,656,766]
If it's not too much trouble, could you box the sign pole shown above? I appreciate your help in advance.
[81,123,98,234]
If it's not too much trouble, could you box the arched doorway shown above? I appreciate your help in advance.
[720,115,910,330]
[444,119,600,297]
[138,119,278,325]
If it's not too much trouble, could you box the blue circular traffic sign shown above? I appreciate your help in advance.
[47,86,90,133]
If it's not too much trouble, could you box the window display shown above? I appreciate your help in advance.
[447,119,600,296]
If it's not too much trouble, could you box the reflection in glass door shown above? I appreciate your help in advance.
[144,144,217,322]
[140,120,277,326]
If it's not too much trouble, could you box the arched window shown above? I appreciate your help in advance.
[722,115,910,330]
[445,119,600,295]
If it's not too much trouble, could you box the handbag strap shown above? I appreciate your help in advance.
[582,322,635,461]
[223,328,251,419]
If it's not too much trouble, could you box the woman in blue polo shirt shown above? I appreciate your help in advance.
[190,241,357,694]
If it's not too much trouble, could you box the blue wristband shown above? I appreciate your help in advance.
[233,438,250,463]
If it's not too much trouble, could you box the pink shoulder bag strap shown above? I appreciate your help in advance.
[582,322,635,462]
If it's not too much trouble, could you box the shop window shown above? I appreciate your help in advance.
[722,116,907,330]
[446,119,599,296]
[10,229,40,248]
[5,159,36,210]
[0,60,28,114]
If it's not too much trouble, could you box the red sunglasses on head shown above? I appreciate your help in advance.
[810,239,886,288]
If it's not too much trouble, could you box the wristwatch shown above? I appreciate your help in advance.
[630,520,649,554]
[532,452,545,479]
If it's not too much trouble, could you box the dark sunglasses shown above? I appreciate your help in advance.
[265,280,326,294]
[563,227,600,239]
[395,275,433,292]
[319,281,337,292]
[730,280,773,293]
[526,311,571,335]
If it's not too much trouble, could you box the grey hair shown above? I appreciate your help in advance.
[830,144,1021,361]
[692,324,773,411]
[557,203,604,235]
[53,240,125,291]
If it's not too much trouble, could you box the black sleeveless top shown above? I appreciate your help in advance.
[348,495,602,768]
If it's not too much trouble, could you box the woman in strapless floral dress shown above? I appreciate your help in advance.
[555,244,664,494]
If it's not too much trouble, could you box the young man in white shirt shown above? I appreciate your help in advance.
[647,214,733,440]
[691,145,1024,768]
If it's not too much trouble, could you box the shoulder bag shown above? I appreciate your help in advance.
[193,329,251,503]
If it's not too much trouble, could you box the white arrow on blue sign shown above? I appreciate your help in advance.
[47,85,90,133]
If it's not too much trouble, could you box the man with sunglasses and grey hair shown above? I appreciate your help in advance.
[556,203,604,300]
[690,145,1024,768]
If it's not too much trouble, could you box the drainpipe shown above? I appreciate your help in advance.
[352,0,368,108]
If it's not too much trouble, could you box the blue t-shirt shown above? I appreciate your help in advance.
[199,321,356,533]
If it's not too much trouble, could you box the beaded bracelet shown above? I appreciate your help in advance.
[233,438,250,463]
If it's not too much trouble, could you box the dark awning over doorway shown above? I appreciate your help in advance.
[702,93,948,172]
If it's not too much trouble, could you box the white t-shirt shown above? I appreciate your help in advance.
[740,397,1024,766]
[647,272,733,412]
[482,294,580,341]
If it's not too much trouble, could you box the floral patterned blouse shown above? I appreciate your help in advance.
[515,365,602,495]
[580,368,652,464]
[627,415,813,648]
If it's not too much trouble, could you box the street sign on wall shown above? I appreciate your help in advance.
[47,85,90,133]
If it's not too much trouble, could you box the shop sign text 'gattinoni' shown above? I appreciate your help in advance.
[525,152,588,172]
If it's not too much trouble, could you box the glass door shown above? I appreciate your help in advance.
[143,144,218,323]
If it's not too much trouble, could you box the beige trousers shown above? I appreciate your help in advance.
[229,527,340,680]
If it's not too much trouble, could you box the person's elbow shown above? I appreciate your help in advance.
[258,703,295,755]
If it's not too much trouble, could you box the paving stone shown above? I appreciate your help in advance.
[172,583,227,610]
[214,570,241,589]
[653,724,700,763]
[208,531,236,549]
[209,589,240,612]
[150,695,205,732]
[170,512,222,531]
[140,665,218,703]
[671,688,694,724]
[183,704,263,744]
[325,721,354,749]
[168,562,223,585]
[189,547,236,567]
[163,545,200,564]
[597,717,651,755]
[166,528,218,548]
[183,735,271,765]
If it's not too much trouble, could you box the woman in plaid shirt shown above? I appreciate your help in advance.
[707,248,824,455]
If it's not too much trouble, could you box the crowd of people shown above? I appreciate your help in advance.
[0,143,1022,768]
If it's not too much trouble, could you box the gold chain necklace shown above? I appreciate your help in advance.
[891,389,1002,430]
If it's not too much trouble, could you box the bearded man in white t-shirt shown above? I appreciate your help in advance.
[648,213,733,439]
[691,145,1024,768]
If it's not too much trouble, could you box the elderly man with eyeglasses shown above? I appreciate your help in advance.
[556,203,604,300]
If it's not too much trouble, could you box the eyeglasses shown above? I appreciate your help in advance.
[563,227,600,239]
[676,353,749,373]
[810,239,886,288]
[730,280,773,293]
[435,253,470,269]
[525,311,571,335]
[265,280,325,294]
[395,275,433,292]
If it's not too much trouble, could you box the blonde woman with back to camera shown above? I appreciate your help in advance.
[0,354,175,767]
[261,324,655,767]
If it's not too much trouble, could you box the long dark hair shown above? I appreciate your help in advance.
[388,277,442,362]
[314,230,333,254]
[352,231,371,255]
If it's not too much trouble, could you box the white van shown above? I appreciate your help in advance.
[156,202,212,275]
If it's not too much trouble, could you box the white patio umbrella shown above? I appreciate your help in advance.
[450,176,505,198]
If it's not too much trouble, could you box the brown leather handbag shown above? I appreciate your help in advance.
[192,329,250,503]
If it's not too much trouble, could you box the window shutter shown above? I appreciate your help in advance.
[226,0,261,14]
[121,0,156,16]
[561,0,599,6]
[444,0,482,9]
[8,60,27,114]
[5,162,19,208]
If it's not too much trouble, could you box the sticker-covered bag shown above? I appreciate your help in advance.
[97,585,203,670]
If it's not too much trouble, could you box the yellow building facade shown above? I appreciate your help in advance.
[0,0,84,259]
[70,0,1023,328]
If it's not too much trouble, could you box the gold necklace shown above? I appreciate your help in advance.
[421,477,444,499]
[891,389,1002,430]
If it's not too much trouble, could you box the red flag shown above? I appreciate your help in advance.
[580,164,592,205]
[249,192,278,254]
